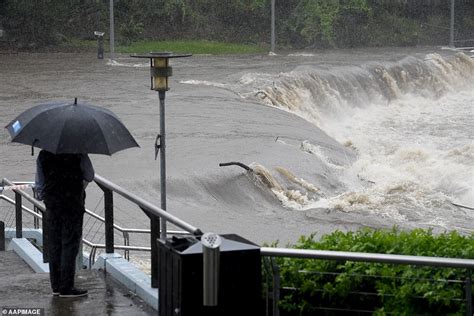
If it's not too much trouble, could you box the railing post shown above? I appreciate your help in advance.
[150,216,159,288]
[141,207,160,288]
[271,258,280,316]
[123,231,130,260]
[467,270,472,316]
[102,186,114,254]
[33,187,40,229]
[96,181,115,254]
[0,220,5,251]
[15,191,22,238]
[262,257,270,316]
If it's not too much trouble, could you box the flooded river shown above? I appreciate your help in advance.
[1,47,472,254]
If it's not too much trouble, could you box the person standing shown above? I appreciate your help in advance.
[35,149,94,298]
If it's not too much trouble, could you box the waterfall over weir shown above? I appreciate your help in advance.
[247,53,473,127]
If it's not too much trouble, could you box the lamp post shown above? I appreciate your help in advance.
[131,52,191,240]
[271,0,276,53]
[449,0,455,48]
[109,0,115,61]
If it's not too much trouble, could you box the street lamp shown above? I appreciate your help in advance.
[131,52,191,240]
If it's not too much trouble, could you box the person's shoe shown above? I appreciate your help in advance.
[59,288,88,298]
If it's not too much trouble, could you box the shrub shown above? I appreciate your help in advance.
[273,228,473,315]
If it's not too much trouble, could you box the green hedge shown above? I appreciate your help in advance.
[272,228,474,315]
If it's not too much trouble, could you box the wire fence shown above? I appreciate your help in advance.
[262,251,473,316]
[0,178,154,271]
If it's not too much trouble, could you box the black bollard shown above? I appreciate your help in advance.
[95,31,105,59]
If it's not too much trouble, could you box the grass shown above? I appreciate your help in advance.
[58,38,97,49]
[116,40,267,55]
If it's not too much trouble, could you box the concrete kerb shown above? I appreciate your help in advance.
[7,238,49,273]
[5,228,44,246]
[92,253,158,310]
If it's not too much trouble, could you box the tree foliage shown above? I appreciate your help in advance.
[0,0,473,49]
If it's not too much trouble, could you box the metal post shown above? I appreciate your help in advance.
[271,0,276,53]
[159,91,167,240]
[467,270,472,316]
[0,221,5,251]
[33,190,40,229]
[109,0,115,60]
[263,258,271,316]
[450,0,455,48]
[98,34,104,59]
[15,192,22,238]
[97,183,114,253]
[202,232,222,306]
[141,207,160,288]
[150,216,159,288]
[33,206,39,229]
[104,188,114,254]
[271,258,280,316]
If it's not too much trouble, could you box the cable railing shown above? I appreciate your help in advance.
[261,247,474,315]
[0,178,144,262]
[0,177,190,266]
[1,175,203,288]
[0,180,127,262]
[2,175,473,314]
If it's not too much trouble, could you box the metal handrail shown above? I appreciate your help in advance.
[84,210,189,236]
[0,193,128,265]
[261,247,474,269]
[0,177,148,259]
[1,175,202,288]
[2,178,45,211]
[82,239,152,269]
[93,174,204,288]
[0,195,43,220]
[0,193,130,245]
[2,178,140,236]
[5,175,471,313]
[94,174,202,236]
[261,247,474,316]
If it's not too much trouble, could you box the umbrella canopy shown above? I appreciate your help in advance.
[5,99,139,155]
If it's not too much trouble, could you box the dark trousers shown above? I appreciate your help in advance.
[45,200,84,292]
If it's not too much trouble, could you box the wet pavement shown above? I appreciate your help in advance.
[0,250,155,315]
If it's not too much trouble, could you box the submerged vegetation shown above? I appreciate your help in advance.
[0,0,473,51]
[269,228,474,315]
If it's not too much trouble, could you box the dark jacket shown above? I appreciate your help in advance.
[37,150,87,211]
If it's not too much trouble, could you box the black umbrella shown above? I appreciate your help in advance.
[5,99,139,155]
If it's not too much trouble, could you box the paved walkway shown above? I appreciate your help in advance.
[0,250,155,315]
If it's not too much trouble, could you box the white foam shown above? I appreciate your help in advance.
[240,53,474,228]
[106,59,148,68]
[180,79,228,89]
[288,53,315,57]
